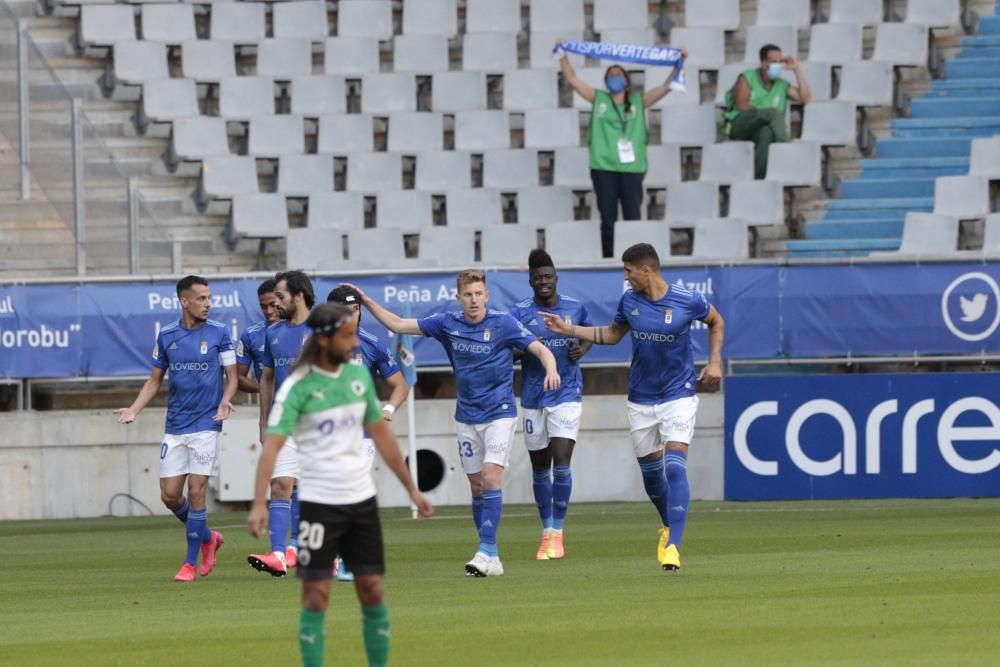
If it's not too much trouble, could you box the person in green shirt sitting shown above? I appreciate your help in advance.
[560,46,685,258]
[726,44,811,179]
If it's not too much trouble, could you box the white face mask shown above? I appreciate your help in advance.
[767,63,785,79]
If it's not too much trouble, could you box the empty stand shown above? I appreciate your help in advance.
[545,221,603,264]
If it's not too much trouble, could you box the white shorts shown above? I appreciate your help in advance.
[272,436,300,480]
[522,402,583,452]
[363,437,376,471]
[159,431,220,478]
[627,396,699,458]
[455,418,517,475]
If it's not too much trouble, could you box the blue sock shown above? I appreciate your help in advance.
[665,451,690,549]
[185,508,208,566]
[268,499,291,554]
[551,465,572,532]
[471,495,484,532]
[289,486,300,549]
[477,489,502,558]
[531,469,553,531]
[171,497,189,524]
[639,457,670,527]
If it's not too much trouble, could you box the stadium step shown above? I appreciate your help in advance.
[840,177,937,199]
[979,16,1000,35]
[954,46,1000,58]
[785,238,901,257]
[824,196,935,212]
[945,57,1000,78]
[961,35,1000,47]
[909,96,1000,118]
[803,219,904,240]
[859,157,970,179]
[891,116,1000,137]
[874,136,973,158]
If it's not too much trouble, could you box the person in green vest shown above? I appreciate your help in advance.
[559,45,686,258]
[726,44,811,179]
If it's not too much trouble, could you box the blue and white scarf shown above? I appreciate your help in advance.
[553,40,687,92]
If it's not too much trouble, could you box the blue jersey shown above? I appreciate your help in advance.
[261,319,311,390]
[511,295,592,409]
[236,320,269,381]
[613,284,711,405]
[418,310,536,424]
[350,326,401,383]
[152,319,235,435]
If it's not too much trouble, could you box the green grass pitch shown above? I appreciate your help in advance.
[2,499,999,666]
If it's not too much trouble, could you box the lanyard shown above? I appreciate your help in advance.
[610,97,629,135]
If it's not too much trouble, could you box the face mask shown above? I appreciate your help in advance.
[606,75,627,94]
[767,63,784,79]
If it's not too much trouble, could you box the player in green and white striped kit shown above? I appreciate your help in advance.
[247,303,433,667]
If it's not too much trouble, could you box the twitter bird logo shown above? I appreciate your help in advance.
[959,293,989,323]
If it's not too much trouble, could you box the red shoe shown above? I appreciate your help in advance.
[174,563,196,582]
[285,546,298,569]
[199,531,225,577]
[247,551,287,577]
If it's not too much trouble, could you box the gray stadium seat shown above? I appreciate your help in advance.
[700,142,754,183]
[524,109,581,149]
[446,189,504,227]
[873,23,929,67]
[466,0,521,34]
[256,39,313,80]
[766,142,822,187]
[757,0,811,28]
[503,69,558,111]
[349,228,406,266]
[685,0,740,30]
[784,62,833,102]
[278,154,334,196]
[801,101,857,147]
[79,5,136,47]
[325,37,381,75]
[170,117,230,162]
[141,4,196,44]
[273,0,329,41]
[645,144,683,188]
[201,156,259,199]
[982,215,1000,254]
[377,190,434,230]
[318,114,374,154]
[836,62,894,107]
[646,71,701,107]
[218,77,275,120]
[414,151,472,190]
[402,0,457,36]
[970,137,1000,178]
[361,73,418,113]
[593,0,648,31]
[553,147,591,189]
[337,0,393,39]
[232,194,289,239]
[481,224,539,264]
[419,226,476,266]
[346,152,403,192]
[905,0,960,27]
[613,221,672,259]
[714,64,747,105]
[517,187,575,224]
[113,41,168,86]
[665,181,719,224]
[743,25,798,64]
[181,41,236,83]
[544,221,603,264]
[934,176,990,218]
[809,23,863,64]
[393,35,450,73]
[304,196,365,235]
[483,149,540,189]
[307,192,366,230]
[291,75,347,116]
[287,228,347,270]
[893,213,960,254]
[829,0,883,25]
[463,33,519,72]
[142,79,199,124]
[210,3,266,44]
[669,28,725,70]
[531,31,584,69]
[248,116,305,157]
[599,29,657,45]
[454,111,510,150]
[530,0,584,33]
[432,71,488,112]
[660,103,719,146]
[729,180,784,226]
[387,112,444,152]
[692,219,749,259]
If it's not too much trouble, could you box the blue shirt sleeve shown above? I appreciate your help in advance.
[375,339,400,379]
[613,294,629,327]
[579,303,594,328]
[151,332,168,370]
[417,313,447,340]
[502,313,536,350]
[691,291,711,321]
[219,328,234,353]
[260,327,274,369]
[236,329,253,368]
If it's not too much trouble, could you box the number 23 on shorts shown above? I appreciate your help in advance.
[458,440,474,457]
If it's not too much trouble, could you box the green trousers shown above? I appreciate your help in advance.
[729,108,790,179]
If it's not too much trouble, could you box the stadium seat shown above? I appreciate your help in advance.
[325,37,380,74]
[756,0,811,29]
[387,112,444,152]
[544,221,603,264]
[113,41,168,86]
[660,103,719,146]
[873,23,929,67]
[248,116,305,157]
[481,224,539,264]
[466,0,521,34]
[201,156,259,200]
[361,73,418,114]
[728,180,785,226]
[454,111,510,150]
[691,218,750,259]
[553,147,591,189]
[665,181,719,224]
[593,0,648,31]
[684,0,740,30]
[784,62,832,102]
[346,152,403,192]
[307,192,366,230]
[277,155,334,196]
[891,213,960,254]
[169,117,230,163]
[613,221,672,258]
[432,71,488,112]
[808,23,863,64]
[181,41,236,83]
[766,142,822,187]
[828,0,883,26]
[599,29,656,46]
[743,25,798,64]
[905,0,960,27]
[503,69,559,111]
[218,77,276,120]
[142,79,199,124]
[646,70,701,107]
[377,191,434,230]
[140,4,195,44]
[669,28,725,70]
[418,226,476,266]
[934,176,990,218]
[256,39,313,80]
[970,137,1000,178]
[645,144,683,188]
[232,193,289,238]
[700,142,754,184]
[524,109,581,149]
[516,187,576,224]
[415,151,472,190]
[79,5,136,47]
[349,228,407,267]
[287,228,347,269]
[463,33,519,72]
[446,189,504,227]
[982,215,1000,254]
[531,31,584,69]
[483,149,540,189]
[836,62,894,107]
[402,0,457,36]
[393,35,450,73]
[530,0,584,33]
[318,114,374,154]
[291,75,347,116]
[801,101,857,147]
[210,3,266,44]
[337,0,393,39]
[273,0,328,41]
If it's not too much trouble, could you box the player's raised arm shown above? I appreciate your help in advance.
[114,366,166,424]
[526,340,562,391]
[367,419,434,519]
[697,305,725,386]
[540,312,630,345]
[247,431,288,538]
[339,282,422,335]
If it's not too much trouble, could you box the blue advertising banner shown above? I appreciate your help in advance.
[725,373,1000,500]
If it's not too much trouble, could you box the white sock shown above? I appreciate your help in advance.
[273,550,287,564]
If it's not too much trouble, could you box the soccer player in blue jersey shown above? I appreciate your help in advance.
[115,275,238,582]
[541,243,724,572]
[236,279,281,395]
[344,270,561,577]
[511,249,593,561]
[248,270,315,577]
